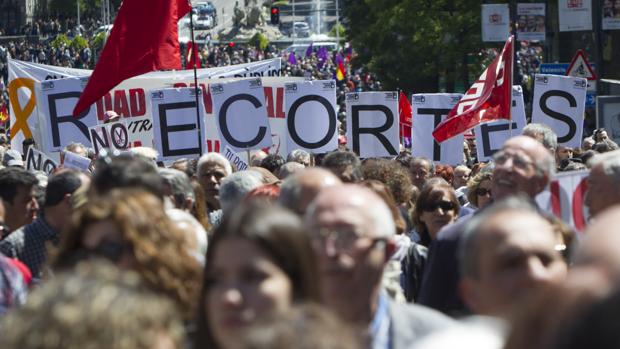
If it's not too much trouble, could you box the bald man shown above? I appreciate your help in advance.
[304,185,453,348]
[418,135,556,315]
[573,206,620,291]
[278,168,341,216]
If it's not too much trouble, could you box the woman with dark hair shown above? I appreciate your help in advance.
[411,178,460,247]
[195,203,320,349]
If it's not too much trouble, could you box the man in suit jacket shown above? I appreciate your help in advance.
[305,185,454,348]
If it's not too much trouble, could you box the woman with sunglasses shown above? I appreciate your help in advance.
[53,189,203,321]
[194,203,321,349]
[411,178,460,247]
[465,172,494,211]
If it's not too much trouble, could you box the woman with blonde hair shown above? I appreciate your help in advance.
[53,189,203,320]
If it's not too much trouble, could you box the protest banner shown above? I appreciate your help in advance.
[284,80,338,154]
[558,0,592,32]
[532,74,587,148]
[517,3,546,41]
[481,4,511,42]
[474,86,528,161]
[150,87,206,161]
[223,144,249,171]
[345,92,399,158]
[8,57,281,152]
[89,121,131,154]
[62,151,92,172]
[536,170,589,232]
[26,147,58,175]
[210,78,273,153]
[35,77,99,153]
[412,93,464,165]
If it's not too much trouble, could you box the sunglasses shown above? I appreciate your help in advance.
[476,188,492,196]
[422,200,456,212]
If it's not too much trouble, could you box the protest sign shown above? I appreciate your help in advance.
[603,0,620,30]
[35,77,99,153]
[26,147,58,175]
[558,0,592,32]
[412,93,464,165]
[223,144,249,171]
[532,74,587,148]
[284,80,338,154]
[346,92,399,158]
[210,78,272,153]
[517,3,546,41]
[150,87,206,161]
[62,151,91,172]
[474,86,528,161]
[481,4,511,42]
[536,170,589,232]
[89,121,131,154]
[8,57,281,152]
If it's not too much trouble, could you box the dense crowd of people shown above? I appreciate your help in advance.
[0,116,617,348]
[0,9,618,349]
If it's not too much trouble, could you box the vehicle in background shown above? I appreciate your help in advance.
[280,21,311,38]
[194,1,217,28]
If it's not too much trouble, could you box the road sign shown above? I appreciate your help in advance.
[539,61,597,105]
[566,49,598,81]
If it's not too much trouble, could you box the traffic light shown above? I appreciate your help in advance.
[270,6,280,25]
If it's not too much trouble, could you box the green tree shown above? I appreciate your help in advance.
[343,0,490,94]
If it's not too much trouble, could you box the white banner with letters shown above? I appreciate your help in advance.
[150,87,206,161]
[536,170,589,233]
[8,57,282,153]
[531,74,587,148]
[475,86,528,162]
[346,92,399,158]
[89,121,131,154]
[411,93,464,165]
[284,80,338,154]
[26,147,58,175]
[210,78,273,153]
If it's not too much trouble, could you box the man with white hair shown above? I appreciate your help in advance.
[218,170,262,215]
[585,150,620,219]
[304,185,453,348]
[159,168,195,211]
[196,153,233,212]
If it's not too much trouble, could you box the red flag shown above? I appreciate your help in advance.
[433,36,514,143]
[398,91,412,138]
[73,0,190,116]
[186,41,201,69]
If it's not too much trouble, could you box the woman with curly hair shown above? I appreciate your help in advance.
[53,189,203,320]
[465,172,494,211]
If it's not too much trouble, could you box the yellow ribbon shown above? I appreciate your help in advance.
[8,78,36,139]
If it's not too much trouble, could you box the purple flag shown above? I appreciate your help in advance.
[305,43,314,57]
[288,52,297,65]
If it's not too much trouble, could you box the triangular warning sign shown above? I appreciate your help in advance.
[566,49,597,81]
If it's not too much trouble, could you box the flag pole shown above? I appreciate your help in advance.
[188,4,202,142]
[509,35,515,137]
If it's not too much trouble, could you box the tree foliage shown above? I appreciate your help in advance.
[343,0,489,94]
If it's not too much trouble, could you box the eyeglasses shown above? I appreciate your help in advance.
[310,228,384,253]
[421,200,456,212]
[476,188,492,196]
[492,150,534,170]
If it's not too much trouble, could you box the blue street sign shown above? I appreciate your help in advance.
[586,94,595,106]
[539,63,597,106]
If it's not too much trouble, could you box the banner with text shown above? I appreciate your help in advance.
[482,4,511,42]
[517,3,546,41]
[412,93,464,165]
[150,87,206,161]
[532,74,587,148]
[346,92,399,158]
[26,147,58,175]
[558,0,592,32]
[474,86,528,161]
[536,170,589,233]
[284,80,338,154]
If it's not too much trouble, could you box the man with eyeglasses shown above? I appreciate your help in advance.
[304,185,454,348]
[418,135,555,315]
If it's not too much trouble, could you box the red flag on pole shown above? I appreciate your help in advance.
[73,0,190,117]
[186,41,201,69]
[398,91,412,138]
[432,36,514,143]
